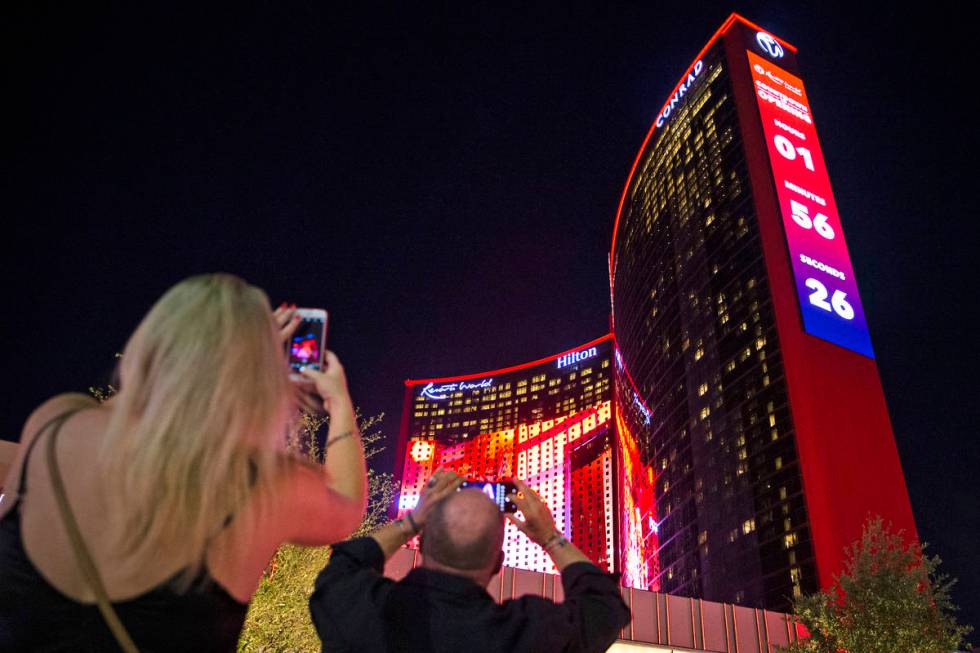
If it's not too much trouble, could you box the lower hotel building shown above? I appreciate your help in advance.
[395,335,660,589]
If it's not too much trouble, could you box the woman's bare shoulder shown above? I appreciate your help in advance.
[0,394,99,520]
[21,393,100,442]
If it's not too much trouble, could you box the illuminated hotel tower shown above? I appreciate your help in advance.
[395,336,659,588]
[609,14,917,609]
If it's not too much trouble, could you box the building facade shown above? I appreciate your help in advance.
[609,14,917,610]
[395,336,659,588]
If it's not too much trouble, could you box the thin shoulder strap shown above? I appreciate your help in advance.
[45,417,140,653]
[10,412,75,499]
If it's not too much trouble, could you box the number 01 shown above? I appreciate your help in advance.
[774,134,815,171]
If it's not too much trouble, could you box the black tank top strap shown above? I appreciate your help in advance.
[10,410,80,503]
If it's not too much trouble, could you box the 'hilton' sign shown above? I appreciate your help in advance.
[557,347,598,369]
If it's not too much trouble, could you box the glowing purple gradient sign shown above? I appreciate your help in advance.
[748,50,874,358]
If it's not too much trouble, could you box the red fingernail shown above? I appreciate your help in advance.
[278,302,286,308]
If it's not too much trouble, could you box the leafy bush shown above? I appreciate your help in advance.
[788,516,972,653]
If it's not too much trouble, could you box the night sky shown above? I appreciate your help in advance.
[5,2,977,632]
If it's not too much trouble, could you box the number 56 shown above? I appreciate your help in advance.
[790,200,835,239]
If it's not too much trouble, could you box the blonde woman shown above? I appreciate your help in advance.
[0,274,368,651]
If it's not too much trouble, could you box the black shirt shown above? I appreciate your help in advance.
[0,412,248,652]
[309,538,631,653]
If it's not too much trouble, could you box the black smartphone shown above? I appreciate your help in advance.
[287,308,328,375]
[460,479,518,513]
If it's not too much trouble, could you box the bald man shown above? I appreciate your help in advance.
[309,470,630,652]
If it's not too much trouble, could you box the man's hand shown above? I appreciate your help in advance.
[506,478,560,546]
[368,468,462,559]
[508,478,592,571]
[412,468,464,530]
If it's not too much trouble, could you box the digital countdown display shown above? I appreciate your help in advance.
[748,49,874,358]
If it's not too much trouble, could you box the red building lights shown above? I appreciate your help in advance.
[396,338,660,586]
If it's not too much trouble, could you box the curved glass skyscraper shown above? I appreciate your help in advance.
[610,14,916,609]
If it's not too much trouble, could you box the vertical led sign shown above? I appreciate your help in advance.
[748,50,874,358]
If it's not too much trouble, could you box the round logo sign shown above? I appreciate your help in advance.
[756,32,784,58]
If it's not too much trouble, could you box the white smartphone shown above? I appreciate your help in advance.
[287,308,328,375]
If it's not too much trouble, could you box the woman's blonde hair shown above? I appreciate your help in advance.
[101,273,292,586]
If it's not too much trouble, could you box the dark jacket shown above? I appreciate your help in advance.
[309,537,631,653]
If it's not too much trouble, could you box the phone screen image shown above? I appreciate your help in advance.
[288,312,327,373]
[460,480,518,513]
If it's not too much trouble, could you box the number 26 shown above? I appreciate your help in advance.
[805,278,854,320]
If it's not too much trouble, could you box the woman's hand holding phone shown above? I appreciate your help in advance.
[273,303,302,343]
[299,351,352,417]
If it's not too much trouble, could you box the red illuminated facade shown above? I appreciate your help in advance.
[610,14,917,609]
[395,336,659,588]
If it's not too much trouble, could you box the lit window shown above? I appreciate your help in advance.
[742,519,755,534]
[698,383,708,396]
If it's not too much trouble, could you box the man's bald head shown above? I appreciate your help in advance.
[422,488,505,573]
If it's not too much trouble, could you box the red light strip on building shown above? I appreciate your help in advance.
[404,333,613,386]
[611,335,654,419]
[608,13,796,282]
